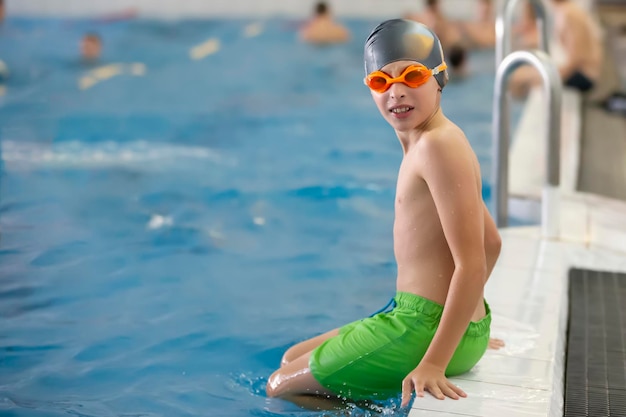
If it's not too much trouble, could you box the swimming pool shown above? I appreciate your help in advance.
[0,17,521,417]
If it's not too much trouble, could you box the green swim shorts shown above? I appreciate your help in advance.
[309,291,491,400]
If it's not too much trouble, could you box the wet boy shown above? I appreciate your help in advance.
[266,19,502,409]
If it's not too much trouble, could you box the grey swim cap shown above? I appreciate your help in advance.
[364,19,448,89]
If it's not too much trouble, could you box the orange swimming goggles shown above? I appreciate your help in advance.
[364,62,448,93]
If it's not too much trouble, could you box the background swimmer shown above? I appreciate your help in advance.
[80,32,102,63]
[298,1,350,45]
[405,0,462,51]
[457,0,496,49]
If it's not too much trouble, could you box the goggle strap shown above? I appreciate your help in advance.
[432,62,447,75]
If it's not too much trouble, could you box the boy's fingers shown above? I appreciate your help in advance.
[449,382,467,398]
[488,338,506,349]
[441,384,460,400]
[401,379,413,407]
[427,384,444,400]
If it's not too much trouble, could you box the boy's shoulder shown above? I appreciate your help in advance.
[410,120,469,165]
[418,118,465,148]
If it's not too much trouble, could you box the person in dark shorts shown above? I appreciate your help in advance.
[510,0,603,96]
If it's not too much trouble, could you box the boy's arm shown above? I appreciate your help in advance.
[401,132,487,405]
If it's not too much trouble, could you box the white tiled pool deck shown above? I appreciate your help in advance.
[409,191,626,417]
[410,73,626,416]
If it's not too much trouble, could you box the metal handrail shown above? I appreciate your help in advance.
[495,0,551,67]
[492,0,562,238]
[491,49,562,238]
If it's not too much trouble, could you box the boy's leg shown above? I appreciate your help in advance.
[280,328,340,367]
[267,351,341,409]
[281,298,395,366]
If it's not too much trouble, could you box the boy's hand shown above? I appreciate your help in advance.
[401,361,467,407]
[488,338,505,350]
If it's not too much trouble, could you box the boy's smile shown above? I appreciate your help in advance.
[389,104,415,119]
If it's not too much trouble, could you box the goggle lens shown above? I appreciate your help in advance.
[368,75,389,91]
[404,67,428,84]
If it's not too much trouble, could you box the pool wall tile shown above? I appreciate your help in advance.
[8,0,478,19]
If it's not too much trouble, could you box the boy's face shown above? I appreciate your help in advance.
[369,60,440,132]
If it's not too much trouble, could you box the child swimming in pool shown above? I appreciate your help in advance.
[266,19,503,410]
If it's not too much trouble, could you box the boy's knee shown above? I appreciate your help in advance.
[281,349,295,367]
[281,342,311,366]
[266,372,281,398]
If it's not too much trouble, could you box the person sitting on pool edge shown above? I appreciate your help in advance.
[266,19,504,410]
[509,0,603,97]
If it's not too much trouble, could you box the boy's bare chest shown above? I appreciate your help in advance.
[394,161,432,215]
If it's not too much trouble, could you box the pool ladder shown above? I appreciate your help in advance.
[491,0,563,239]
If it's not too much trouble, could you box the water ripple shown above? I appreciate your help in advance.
[1,140,236,169]
[2,344,63,353]
[30,241,90,267]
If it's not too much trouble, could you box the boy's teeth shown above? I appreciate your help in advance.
[392,107,410,113]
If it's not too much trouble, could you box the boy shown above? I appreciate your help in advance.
[266,19,502,409]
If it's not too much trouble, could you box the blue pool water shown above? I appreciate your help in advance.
[0,17,521,417]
